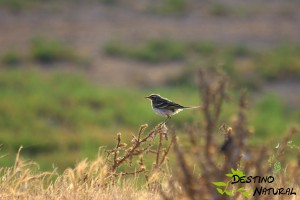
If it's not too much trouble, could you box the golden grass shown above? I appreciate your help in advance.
[1,144,298,200]
[0,146,162,200]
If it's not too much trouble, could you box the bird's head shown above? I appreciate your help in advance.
[145,94,161,101]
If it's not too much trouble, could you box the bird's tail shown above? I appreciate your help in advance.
[184,105,201,109]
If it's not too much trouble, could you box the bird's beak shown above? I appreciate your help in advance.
[145,96,150,99]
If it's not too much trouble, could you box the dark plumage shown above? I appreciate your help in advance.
[145,94,200,122]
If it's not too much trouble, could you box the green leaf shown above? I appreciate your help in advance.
[235,169,246,177]
[242,192,251,198]
[236,187,245,192]
[231,168,236,174]
[273,161,281,173]
[216,188,224,195]
[212,181,227,187]
[224,189,234,196]
[225,173,233,177]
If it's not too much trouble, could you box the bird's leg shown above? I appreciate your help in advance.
[164,115,171,124]
[161,115,170,140]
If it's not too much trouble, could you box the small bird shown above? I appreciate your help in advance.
[145,94,200,122]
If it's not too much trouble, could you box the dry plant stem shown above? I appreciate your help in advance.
[275,127,298,160]
[14,146,23,173]
[113,134,121,170]
[106,122,173,185]
[198,69,227,170]
[253,146,268,200]
[110,125,150,172]
[172,131,197,200]
[213,74,226,121]
[199,75,213,159]
[155,130,163,168]
[223,92,248,174]
[113,169,146,177]
[159,135,175,166]
[159,189,172,200]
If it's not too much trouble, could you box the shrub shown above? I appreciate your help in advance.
[134,39,186,62]
[257,44,300,80]
[30,37,76,64]
[209,3,231,16]
[190,41,216,55]
[0,0,29,12]
[155,0,187,14]
[104,39,187,63]
[1,50,22,66]
[104,40,128,57]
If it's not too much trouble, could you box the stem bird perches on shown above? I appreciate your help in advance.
[105,122,174,184]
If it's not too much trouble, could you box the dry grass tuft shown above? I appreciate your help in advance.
[0,123,173,199]
[0,146,162,200]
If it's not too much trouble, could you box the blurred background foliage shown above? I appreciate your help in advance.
[0,0,299,171]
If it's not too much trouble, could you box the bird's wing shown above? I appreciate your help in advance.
[159,100,185,110]
[155,101,167,107]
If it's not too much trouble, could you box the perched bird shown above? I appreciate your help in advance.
[145,94,200,122]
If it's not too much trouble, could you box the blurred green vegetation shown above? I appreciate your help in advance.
[0,37,86,68]
[150,0,187,15]
[0,0,186,13]
[251,95,299,143]
[0,69,200,171]
[258,44,300,80]
[1,50,22,66]
[209,3,231,16]
[104,39,187,63]
[96,0,118,5]
[0,0,35,12]
[0,67,299,171]
[30,37,78,64]
[104,39,300,88]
